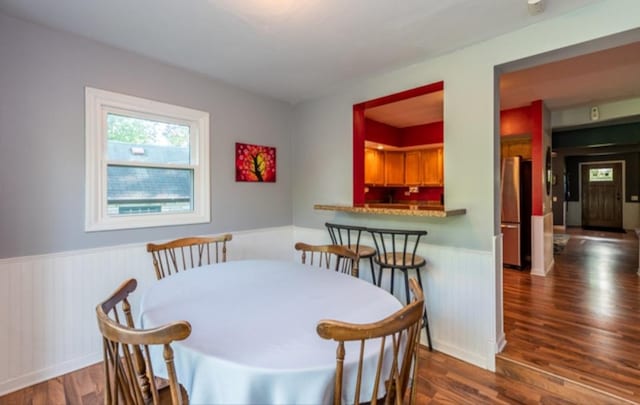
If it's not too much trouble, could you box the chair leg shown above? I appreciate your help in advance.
[403,269,411,305]
[368,256,376,285]
[415,268,433,351]
[377,266,383,287]
[390,268,395,296]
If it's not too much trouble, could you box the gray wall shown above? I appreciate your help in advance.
[0,13,293,258]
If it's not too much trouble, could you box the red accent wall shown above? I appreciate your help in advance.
[365,119,401,145]
[363,81,444,109]
[354,81,444,204]
[531,100,543,216]
[400,122,443,146]
[500,106,532,136]
[353,105,366,204]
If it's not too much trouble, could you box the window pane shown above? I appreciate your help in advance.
[107,165,193,216]
[107,113,190,164]
[589,168,613,182]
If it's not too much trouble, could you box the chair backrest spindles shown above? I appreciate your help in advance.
[294,242,360,278]
[368,228,427,269]
[317,278,424,405]
[147,234,233,280]
[96,278,192,405]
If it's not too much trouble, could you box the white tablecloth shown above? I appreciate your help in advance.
[139,259,403,405]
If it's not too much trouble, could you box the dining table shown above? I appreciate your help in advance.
[139,259,403,404]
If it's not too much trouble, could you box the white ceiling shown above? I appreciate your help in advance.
[362,40,640,128]
[0,0,604,104]
[365,91,444,128]
[500,41,640,111]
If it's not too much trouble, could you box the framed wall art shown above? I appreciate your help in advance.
[235,142,276,182]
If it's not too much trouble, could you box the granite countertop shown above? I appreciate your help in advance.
[314,203,466,217]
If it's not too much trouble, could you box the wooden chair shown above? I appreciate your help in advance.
[294,242,360,278]
[367,227,432,350]
[146,234,232,280]
[325,222,378,284]
[96,278,192,405]
[317,278,424,405]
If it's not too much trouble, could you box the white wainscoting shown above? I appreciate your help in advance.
[0,225,498,395]
[531,213,554,277]
[0,226,294,396]
[294,227,498,370]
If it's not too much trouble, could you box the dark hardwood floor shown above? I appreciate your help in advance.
[2,347,612,405]
[3,227,638,404]
[500,227,640,403]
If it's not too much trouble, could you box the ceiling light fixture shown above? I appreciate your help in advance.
[527,0,544,15]
[213,0,311,28]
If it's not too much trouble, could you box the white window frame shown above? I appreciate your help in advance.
[85,87,210,232]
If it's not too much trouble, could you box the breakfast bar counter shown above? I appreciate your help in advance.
[314,203,466,217]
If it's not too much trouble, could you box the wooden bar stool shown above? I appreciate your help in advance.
[325,222,377,285]
[367,227,432,350]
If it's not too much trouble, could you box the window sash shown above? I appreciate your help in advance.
[85,87,210,231]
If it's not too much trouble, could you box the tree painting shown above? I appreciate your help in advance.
[235,143,276,182]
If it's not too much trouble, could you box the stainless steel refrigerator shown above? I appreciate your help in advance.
[500,156,532,269]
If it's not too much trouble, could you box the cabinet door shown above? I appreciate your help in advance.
[384,151,405,185]
[510,141,531,160]
[421,147,443,186]
[404,151,422,185]
[364,149,384,185]
[501,138,531,160]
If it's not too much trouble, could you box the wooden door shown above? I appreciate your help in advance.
[364,149,384,185]
[581,162,622,228]
[384,152,405,185]
[404,151,421,185]
[421,147,443,186]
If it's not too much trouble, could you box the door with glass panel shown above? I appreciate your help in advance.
[581,163,622,229]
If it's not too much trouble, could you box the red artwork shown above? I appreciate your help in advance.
[235,142,276,182]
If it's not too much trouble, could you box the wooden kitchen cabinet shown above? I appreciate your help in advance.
[384,151,405,185]
[421,147,443,186]
[404,151,422,185]
[501,137,531,160]
[364,148,385,185]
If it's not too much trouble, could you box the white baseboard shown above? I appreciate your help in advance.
[0,353,101,397]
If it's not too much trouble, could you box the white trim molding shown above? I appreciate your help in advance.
[85,87,210,232]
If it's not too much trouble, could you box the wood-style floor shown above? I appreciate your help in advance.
[3,227,638,404]
[2,347,610,405]
[500,227,640,403]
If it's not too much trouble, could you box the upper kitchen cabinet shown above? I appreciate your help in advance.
[384,151,405,185]
[353,81,444,203]
[364,148,385,185]
[501,136,531,160]
[421,146,443,186]
[404,150,422,185]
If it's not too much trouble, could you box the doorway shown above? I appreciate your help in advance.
[581,162,623,230]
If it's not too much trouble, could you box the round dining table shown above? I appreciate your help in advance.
[139,259,403,405]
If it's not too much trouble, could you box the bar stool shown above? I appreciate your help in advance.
[367,227,432,350]
[325,222,377,285]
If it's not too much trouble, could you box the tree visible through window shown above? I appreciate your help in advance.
[85,87,210,231]
[107,113,193,216]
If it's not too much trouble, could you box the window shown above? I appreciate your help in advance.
[85,87,210,231]
[589,167,613,182]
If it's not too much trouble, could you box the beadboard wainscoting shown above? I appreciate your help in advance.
[293,227,499,370]
[0,226,294,396]
[531,213,555,277]
[1,225,498,395]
